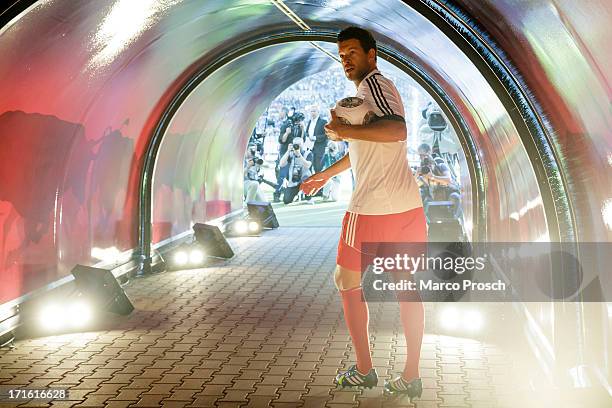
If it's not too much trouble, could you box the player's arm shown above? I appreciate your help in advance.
[325,110,406,143]
[299,152,350,196]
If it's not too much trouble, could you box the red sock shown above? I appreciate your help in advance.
[340,287,372,374]
[398,300,424,381]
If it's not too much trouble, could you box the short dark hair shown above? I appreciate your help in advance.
[337,26,377,56]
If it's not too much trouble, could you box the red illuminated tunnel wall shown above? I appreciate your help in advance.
[0,0,610,311]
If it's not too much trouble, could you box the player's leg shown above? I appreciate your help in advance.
[334,212,378,388]
[383,207,428,399]
[334,265,378,388]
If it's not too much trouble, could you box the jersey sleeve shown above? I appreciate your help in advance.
[363,74,406,121]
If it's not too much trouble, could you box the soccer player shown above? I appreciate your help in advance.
[300,27,427,399]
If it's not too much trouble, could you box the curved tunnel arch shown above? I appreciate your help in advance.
[142,29,490,267]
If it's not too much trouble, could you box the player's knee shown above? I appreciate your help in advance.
[334,265,361,291]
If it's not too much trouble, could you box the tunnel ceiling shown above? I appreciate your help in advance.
[0,0,611,305]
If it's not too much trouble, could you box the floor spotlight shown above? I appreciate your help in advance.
[38,299,93,332]
[193,223,234,258]
[39,304,65,331]
[189,247,205,264]
[248,220,260,233]
[71,265,134,316]
[247,201,279,229]
[234,219,249,235]
[173,250,189,266]
[66,300,93,328]
[168,243,208,270]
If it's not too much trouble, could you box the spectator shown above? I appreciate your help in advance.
[245,144,258,162]
[287,107,306,142]
[416,143,462,221]
[244,157,265,203]
[305,104,328,173]
[274,107,292,202]
[279,137,313,204]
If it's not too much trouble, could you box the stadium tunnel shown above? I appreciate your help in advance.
[0,0,611,401]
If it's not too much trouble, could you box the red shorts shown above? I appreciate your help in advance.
[336,207,427,272]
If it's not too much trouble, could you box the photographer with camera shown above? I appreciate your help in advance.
[417,143,462,221]
[244,156,266,203]
[277,107,293,156]
[279,137,313,204]
[274,107,307,202]
[246,144,259,162]
[287,107,306,143]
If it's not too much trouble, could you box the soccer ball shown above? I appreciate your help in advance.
[334,97,377,125]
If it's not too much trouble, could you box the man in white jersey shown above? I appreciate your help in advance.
[301,27,427,399]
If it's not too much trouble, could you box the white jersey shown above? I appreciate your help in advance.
[347,69,423,215]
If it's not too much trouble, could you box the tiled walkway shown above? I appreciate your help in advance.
[1,227,542,407]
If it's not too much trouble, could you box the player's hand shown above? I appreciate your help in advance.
[300,172,329,196]
[324,110,344,141]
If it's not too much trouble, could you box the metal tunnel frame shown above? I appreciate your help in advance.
[412,0,577,243]
[136,0,577,273]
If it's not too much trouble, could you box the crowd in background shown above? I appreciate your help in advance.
[244,66,464,224]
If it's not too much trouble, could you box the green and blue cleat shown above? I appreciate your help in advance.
[335,365,379,389]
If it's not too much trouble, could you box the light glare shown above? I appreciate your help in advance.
[174,251,188,266]
[67,301,92,327]
[234,220,248,234]
[91,246,121,263]
[189,249,205,264]
[463,310,484,331]
[40,304,65,330]
[602,199,612,231]
[248,221,260,232]
[439,307,460,330]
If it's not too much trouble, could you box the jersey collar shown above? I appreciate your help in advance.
[357,68,380,90]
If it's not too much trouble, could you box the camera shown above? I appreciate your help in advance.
[291,164,303,182]
[287,109,305,124]
[255,158,264,165]
[292,143,300,150]
[427,109,447,132]
[419,157,433,176]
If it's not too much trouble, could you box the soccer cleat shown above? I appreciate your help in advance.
[335,365,378,389]
[384,376,423,401]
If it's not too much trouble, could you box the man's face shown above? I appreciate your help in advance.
[418,150,431,161]
[310,107,318,120]
[280,110,287,120]
[337,38,375,83]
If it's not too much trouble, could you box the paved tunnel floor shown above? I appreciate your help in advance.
[1,227,548,408]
